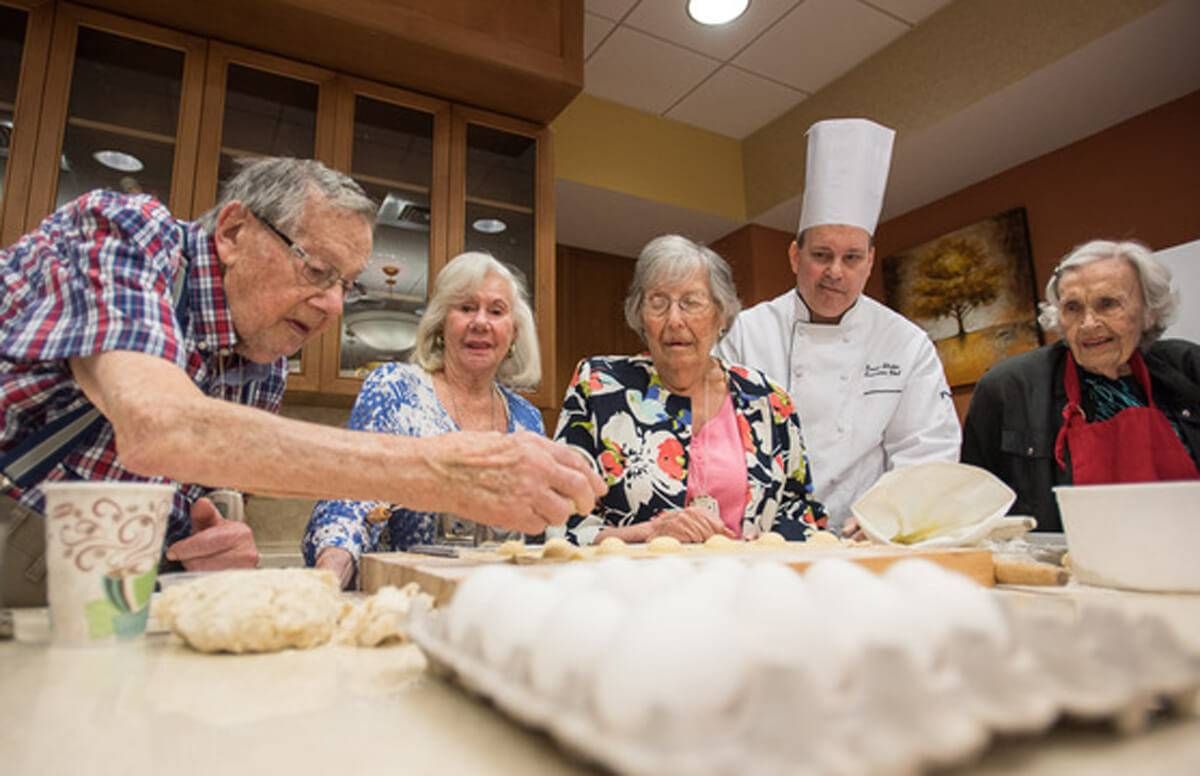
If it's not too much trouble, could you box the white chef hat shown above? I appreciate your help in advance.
[796,118,895,236]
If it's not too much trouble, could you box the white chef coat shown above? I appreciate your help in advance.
[718,290,961,528]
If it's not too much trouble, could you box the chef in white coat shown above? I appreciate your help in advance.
[718,118,960,531]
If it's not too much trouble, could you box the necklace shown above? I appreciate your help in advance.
[443,375,502,432]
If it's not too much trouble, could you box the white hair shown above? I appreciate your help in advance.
[1039,239,1178,345]
[624,234,741,342]
[412,252,541,389]
[197,157,376,233]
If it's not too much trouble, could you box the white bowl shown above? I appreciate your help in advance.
[1054,482,1200,593]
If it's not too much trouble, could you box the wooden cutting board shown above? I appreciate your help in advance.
[361,544,995,606]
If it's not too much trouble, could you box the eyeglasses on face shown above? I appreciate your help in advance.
[249,209,352,294]
[644,292,714,318]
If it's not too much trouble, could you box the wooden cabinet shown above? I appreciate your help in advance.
[7,4,558,409]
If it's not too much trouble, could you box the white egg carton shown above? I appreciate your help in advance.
[408,557,1200,776]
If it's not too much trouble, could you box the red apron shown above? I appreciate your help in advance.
[1054,350,1200,484]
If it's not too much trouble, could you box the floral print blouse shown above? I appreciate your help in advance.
[553,355,827,545]
[302,362,544,569]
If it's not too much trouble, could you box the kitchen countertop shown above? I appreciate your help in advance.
[3,584,1199,776]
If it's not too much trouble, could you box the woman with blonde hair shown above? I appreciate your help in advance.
[304,251,544,587]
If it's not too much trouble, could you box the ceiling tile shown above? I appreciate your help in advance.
[667,66,807,139]
[864,0,954,26]
[585,0,639,22]
[624,0,799,61]
[584,26,720,115]
[585,13,616,57]
[733,0,908,92]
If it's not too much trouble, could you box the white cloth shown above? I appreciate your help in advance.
[718,291,961,528]
[797,118,894,236]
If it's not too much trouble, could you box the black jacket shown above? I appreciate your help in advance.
[961,339,1200,532]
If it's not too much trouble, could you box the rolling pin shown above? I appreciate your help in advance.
[993,557,1070,586]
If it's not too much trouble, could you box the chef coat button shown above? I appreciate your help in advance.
[793,368,803,377]
[840,374,848,382]
[836,425,845,434]
[842,336,850,344]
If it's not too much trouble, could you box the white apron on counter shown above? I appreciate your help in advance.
[719,291,961,527]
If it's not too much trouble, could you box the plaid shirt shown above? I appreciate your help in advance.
[1,190,287,546]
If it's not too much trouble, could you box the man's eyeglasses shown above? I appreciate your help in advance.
[644,292,714,318]
[249,209,352,294]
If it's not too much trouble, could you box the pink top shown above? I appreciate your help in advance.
[686,392,749,538]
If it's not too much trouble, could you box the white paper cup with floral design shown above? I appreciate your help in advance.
[41,481,173,646]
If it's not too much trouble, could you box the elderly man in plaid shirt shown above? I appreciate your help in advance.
[0,157,603,605]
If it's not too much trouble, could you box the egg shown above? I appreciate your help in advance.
[802,560,927,669]
[885,559,1010,648]
[687,558,748,614]
[529,588,627,699]
[478,576,563,668]
[593,556,694,604]
[734,562,832,672]
[444,564,520,647]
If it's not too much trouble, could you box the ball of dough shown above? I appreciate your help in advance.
[703,534,738,551]
[541,536,583,561]
[754,531,787,547]
[647,535,683,554]
[334,583,429,647]
[154,569,342,654]
[806,530,842,546]
[495,539,526,558]
[596,536,630,556]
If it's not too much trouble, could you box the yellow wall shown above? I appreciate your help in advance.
[552,93,745,222]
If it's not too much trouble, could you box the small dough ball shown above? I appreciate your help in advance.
[541,537,583,561]
[596,536,630,556]
[1061,552,1071,570]
[704,534,738,551]
[806,530,842,546]
[495,539,526,558]
[647,535,683,554]
[754,531,787,547]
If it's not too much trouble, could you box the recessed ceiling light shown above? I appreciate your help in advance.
[472,218,507,234]
[687,0,749,26]
[93,150,144,172]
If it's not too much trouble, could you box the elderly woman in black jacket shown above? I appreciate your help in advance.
[961,239,1200,532]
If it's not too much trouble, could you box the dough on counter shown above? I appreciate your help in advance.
[754,532,787,547]
[703,534,738,551]
[154,569,342,654]
[154,570,431,653]
[647,536,683,554]
[596,536,631,556]
[495,539,527,559]
[806,530,842,546]
[335,583,429,647]
[541,537,584,560]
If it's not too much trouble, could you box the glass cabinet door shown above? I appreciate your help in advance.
[194,45,335,392]
[0,2,31,240]
[321,82,448,393]
[26,7,204,230]
[452,107,554,407]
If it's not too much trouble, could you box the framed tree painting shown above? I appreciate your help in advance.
[882,207,1042,387]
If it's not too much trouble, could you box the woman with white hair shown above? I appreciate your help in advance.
[304,251,544,587]
[554,235,827,546]
[962,239,1200,531]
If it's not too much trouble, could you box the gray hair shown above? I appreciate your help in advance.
[624,235,741,342]
[1038,239,1178,345]
[197,157,376,234]
[412,252,541,389]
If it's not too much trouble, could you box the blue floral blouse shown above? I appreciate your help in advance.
[302,362,544,568]
[553,355,827,545]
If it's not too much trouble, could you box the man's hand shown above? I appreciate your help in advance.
[315,547,355,590]
[425,431,607,534]
[648,507,735,544]
[165,497,259,571]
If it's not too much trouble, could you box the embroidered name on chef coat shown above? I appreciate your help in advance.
[864,362,902,378]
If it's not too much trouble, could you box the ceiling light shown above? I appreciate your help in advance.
[472,218,507,234]
[687,0,749,26]
[93,150,144,172]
